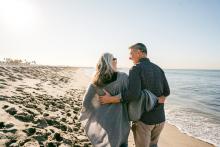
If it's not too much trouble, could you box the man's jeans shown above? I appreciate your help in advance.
[132,121,165,147]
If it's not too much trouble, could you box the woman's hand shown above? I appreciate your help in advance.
[158,96,166,103]
[99,90,120,104]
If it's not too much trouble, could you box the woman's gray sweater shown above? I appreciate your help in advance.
[79,72,130,147]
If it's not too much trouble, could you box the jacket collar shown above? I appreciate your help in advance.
[139,57,150,63]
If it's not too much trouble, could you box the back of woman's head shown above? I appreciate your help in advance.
[93,53,116,87]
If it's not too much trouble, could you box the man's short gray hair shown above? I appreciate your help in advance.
[129,43,147,54]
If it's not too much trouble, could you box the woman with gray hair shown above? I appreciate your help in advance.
[79,53,130,147]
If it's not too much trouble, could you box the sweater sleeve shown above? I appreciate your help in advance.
[79,83,96,125]
[82,83,96,111]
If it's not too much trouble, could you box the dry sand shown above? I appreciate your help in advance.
[0,65,215,147]
[0,66,90,147]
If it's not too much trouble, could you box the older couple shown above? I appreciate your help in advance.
[80,43,170,147]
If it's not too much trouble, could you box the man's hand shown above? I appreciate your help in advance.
[158,96,166,103]
[99,90,120,105]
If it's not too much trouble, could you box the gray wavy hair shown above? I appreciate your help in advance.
[93,53,116,87]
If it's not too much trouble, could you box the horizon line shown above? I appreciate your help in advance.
[1,62,219,71]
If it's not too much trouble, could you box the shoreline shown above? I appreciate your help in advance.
[166,121,217,147]
[159,123,215,147]
[128,123,215,147]
[0,66,216,147]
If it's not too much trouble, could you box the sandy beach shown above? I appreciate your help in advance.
[0,65,215,147]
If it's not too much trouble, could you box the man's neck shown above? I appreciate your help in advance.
[139,56,147,60]
[134,56,148,65]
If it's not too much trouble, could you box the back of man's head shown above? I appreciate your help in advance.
[129,43,147,54]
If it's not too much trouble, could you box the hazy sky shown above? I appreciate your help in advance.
[0,0,220,69]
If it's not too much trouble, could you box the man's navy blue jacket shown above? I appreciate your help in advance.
[122,58,170,124]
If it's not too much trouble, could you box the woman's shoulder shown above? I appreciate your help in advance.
[117,72,128,79]
[117,71,128,76]
[86,83,96,91]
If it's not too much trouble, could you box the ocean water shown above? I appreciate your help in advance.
[164,69,220,147]
[82,68,220,146]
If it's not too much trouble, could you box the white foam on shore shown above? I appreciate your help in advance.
[165,105,220,147]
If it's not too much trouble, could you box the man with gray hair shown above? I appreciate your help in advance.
[99,43,170,147]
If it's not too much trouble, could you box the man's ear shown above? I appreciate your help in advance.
[137,50,142,57]
[139,51,146,58]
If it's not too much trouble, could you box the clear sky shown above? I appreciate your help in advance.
[0,0,220,69]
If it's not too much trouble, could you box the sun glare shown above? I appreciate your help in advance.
[0,0,37,32]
